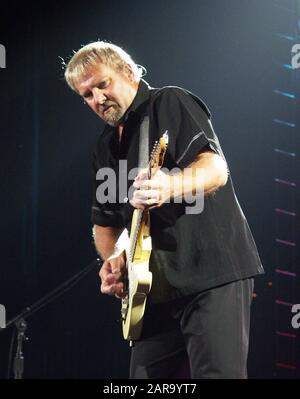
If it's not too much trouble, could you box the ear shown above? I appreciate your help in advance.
[123,63,134,81]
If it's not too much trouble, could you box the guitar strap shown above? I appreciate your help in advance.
[138,115,150,170]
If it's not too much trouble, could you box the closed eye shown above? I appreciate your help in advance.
[98,79,110,89]
[83,91,92,99]
[82,79,110,100]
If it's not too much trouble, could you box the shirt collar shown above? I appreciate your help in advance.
[120,78,151,123]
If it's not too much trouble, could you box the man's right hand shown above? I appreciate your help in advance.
[99,253,126,298]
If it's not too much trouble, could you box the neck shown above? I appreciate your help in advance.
[117,124,124,142]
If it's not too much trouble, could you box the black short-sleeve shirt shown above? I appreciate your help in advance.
[92,79,264,302]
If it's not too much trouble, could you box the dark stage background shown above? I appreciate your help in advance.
[0,0,299,379]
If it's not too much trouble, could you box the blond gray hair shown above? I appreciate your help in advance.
[64,41,142,91]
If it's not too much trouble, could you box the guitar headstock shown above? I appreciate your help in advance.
[149,131,169,173]
[159,131,169,151]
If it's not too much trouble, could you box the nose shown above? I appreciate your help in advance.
[92,87,106,105]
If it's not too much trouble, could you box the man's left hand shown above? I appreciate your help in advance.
[130,169,174,209]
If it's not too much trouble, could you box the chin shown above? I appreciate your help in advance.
[105,112,124,127]
[106,120,118,127]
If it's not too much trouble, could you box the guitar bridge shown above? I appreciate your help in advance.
[121,297,129,320]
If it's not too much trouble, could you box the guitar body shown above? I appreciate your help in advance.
[122,209,152,341]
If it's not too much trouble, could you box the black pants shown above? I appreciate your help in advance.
[129,278,254,379]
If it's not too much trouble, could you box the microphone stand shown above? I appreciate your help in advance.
[13,318,27,379]
[0,258,101,379]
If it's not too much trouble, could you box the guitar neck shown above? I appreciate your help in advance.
[129,209,144,263]
[128,132,168,263]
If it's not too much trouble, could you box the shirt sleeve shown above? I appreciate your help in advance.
[91,137,128,228]
[150,87,225,169]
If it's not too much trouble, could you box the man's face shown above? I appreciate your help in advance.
[74,63,139,126]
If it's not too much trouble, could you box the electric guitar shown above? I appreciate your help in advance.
[121,131,169,343]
